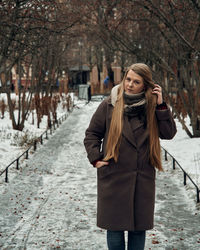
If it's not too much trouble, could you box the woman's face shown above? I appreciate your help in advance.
[124,70,144,94]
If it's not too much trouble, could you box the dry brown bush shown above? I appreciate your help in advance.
[0,99,6,119]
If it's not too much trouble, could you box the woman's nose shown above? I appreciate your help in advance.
[129,81,133,86]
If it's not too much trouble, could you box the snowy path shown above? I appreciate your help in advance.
[0,101,200,250]
[145,158,200,249]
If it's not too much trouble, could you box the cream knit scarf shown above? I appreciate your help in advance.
[110,84,146,107]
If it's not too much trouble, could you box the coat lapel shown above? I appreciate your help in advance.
[122,116,137,148]
[130,119,144,131]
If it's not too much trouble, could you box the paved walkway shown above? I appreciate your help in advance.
[0,101,200,250]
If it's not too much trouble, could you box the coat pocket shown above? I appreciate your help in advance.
[97,163,113,178]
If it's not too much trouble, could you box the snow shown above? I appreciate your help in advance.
[0,95,200,249]
[0,92,75,174]
[146,157,200,249]
[0,100,105,249]
[161,116,200,188]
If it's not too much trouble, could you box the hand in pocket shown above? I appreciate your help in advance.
[95,161,109,168]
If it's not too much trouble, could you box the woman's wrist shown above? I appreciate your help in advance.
[156,102,167,110]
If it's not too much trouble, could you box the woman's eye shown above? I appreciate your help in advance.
[126,77,131,81]
[134,81,140,84]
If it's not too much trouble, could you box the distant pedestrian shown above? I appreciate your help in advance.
[87,83,91,102]
[84,63,177,250]
[104,76,109,87]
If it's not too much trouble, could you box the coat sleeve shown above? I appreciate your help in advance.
[84,99,107,164]
[155,107,177,139]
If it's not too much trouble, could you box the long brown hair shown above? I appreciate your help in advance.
[104,63,163,171]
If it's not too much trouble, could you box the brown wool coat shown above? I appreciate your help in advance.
[84,97,177,231]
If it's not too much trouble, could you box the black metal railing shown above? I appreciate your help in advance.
[162,146,200,203]
[0,113,70,183]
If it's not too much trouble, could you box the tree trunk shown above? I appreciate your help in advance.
[12,123,24,131]
[6,92,17,129]
[191,115,200,137]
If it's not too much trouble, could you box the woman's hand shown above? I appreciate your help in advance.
[152,84,163,105]
[95,161,109,168]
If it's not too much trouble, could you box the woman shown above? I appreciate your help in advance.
[84,63,176,250]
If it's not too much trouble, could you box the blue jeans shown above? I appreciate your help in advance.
[107,230,146,250]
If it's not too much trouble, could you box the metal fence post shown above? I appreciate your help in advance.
[197,188,200,203]
[165,150,167,161]
[184,172,187,185]
[173,158,175,169]
[26,150,28,159]
[41,135,43,144]
[5,168,8,183]
[46,131,48,139]
[16,158,19,170]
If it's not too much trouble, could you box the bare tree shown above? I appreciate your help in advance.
[0,0,81,130]
[81,0,200,137]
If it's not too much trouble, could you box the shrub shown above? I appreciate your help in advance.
[0,99,6,118]
[11,130,38,148]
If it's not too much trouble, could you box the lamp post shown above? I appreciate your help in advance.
[78,40,83,84]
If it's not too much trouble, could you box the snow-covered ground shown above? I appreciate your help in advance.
[1,93,199,187]
[161,116,200,190]
[0,92,77,174]
[0,96,200,249]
